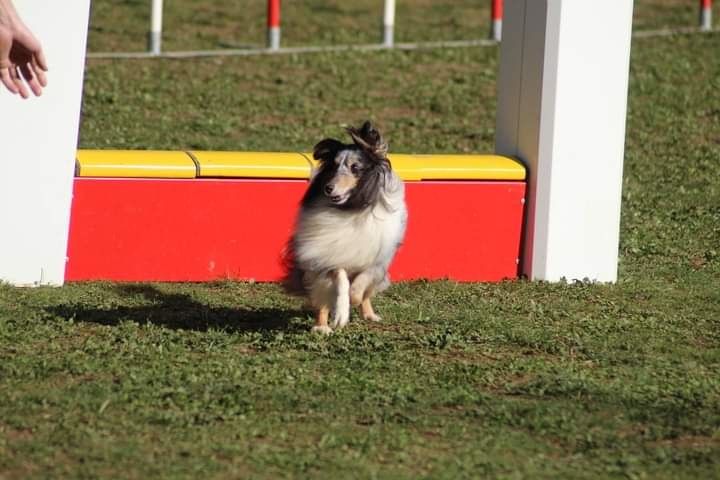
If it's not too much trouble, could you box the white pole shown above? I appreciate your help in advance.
[149,0,163,55]
[0,0,91,286]
[700,0,712,31]
[383,0,396,47]
[495,0,634,283]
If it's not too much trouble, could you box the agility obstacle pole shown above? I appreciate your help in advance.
[267,0,281,50]
[383,0,396,47]
[148,0,164,55]
[700,0,713,30]
[491,0,503,41]
[0,0,634,286]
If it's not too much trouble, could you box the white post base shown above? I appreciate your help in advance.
[700,7,712,31]
[383,0,396,47]
[148,31,162,55]
[268,26,281,50]
[490,19,502,42]
[149,0,164,54]
[495,0,634,283]
[383,25,394,47]
[0,0,91,286]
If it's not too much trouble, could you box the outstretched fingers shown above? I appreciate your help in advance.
[8,63,28,98]
[19,61,42,96]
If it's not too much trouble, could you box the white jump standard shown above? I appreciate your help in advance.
[495,0,634,283]
[0,0,91,286]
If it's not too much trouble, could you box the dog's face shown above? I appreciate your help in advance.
[320,149,365,206]
[305,121,391,210]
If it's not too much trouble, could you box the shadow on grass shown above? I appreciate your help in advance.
[46,284,308,334]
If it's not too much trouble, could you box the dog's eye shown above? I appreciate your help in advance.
[350,164,361,175]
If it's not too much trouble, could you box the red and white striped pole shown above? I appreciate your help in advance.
[490,0,503,41]
[700,0,712,31]
[267,0,281,50]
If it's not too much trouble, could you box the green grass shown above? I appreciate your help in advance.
[2,2,720,479]
[1,279,719,478]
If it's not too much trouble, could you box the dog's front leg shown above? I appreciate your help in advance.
[308,269,350,333]
[329,268,350,329]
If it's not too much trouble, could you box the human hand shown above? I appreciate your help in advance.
[0,0,48,98]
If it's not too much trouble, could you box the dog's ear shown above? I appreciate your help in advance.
[313,138,345,163]
[347,121,388,161]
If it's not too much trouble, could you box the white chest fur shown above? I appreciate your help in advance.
[294,176,407,275]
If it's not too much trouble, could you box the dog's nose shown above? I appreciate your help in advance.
[324,185,334,195]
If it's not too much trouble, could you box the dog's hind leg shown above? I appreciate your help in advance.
[351,268,384,322]
[330,268,350,329]
[360,292,381,322]
[350,270,373,306]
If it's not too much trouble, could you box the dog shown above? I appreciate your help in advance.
[283,121,407,334]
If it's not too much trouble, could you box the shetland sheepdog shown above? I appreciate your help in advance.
[284,121,407,334]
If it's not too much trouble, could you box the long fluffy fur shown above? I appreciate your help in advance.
[283,121,407,330]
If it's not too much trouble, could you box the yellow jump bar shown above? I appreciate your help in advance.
[76,150,198,178]
[76,150,526,181]
[189,151,314,179]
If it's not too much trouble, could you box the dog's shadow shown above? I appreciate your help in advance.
[47,284,307,334]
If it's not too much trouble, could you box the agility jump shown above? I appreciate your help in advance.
[0,0,634,287]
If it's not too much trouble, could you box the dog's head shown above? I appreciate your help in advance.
[304,121,391,210]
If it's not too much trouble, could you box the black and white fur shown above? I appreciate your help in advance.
[284,121,407,334]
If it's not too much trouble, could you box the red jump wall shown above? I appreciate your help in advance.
[65,178,525,282]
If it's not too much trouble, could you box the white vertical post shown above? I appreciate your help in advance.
[148,0,163,55]
[0,0,91,286]
[495,0,634,283]
[383,0,396,47]
[700,0,712,31]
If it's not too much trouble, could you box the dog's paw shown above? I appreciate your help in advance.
[330,309,350,329]
[311,325,333,335]
[363,312,382,322]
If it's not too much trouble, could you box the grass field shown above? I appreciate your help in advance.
[2,1,720,479]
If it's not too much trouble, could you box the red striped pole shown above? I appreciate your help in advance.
[490,0,503,41]
[700,0,712,30]
[267,0,281,50]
